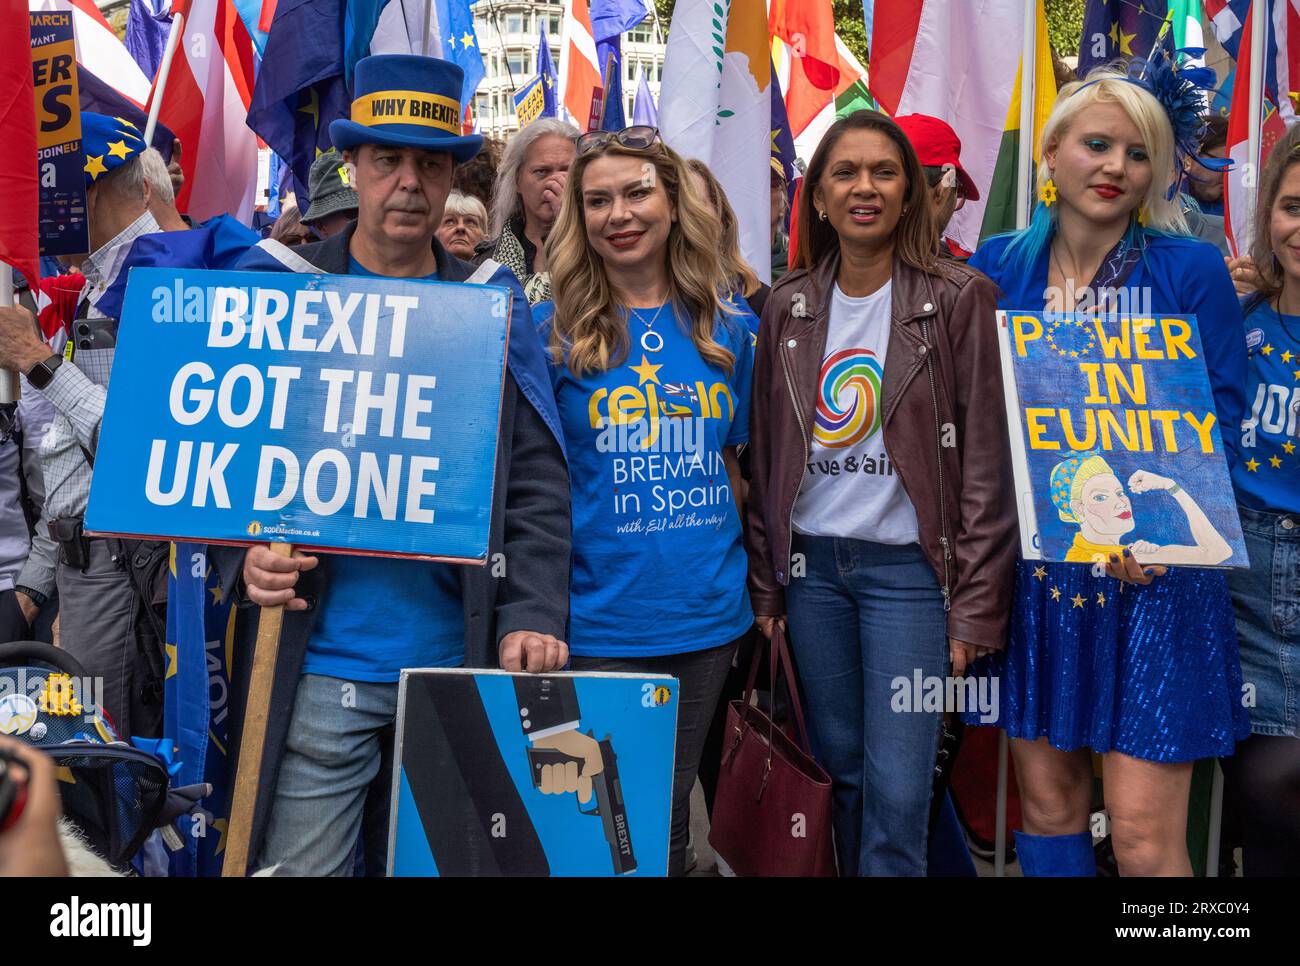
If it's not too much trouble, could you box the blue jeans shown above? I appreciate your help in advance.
[1228,505,1299,737]
[785,535,948,876]
[257,674,398,876]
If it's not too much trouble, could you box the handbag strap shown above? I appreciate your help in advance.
[770,624,813,754]
[739,625,815,756]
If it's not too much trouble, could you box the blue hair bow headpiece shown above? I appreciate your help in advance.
[1074,30,1232,200]
[1131,45,1233,198]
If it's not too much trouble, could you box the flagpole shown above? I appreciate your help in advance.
[0,264,18,404]
[648,0,665,46]
[1014,0,1037,232]
[1245,0,1266,254]
[997,0,1037,882]
[484,0,517,91]
[421,0,433,56]
[144,8,187,144]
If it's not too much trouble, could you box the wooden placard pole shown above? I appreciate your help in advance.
[222,540,293,877]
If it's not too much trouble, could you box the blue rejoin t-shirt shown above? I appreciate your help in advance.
[536,298,755,657]
[301,255,465,682]
[1234,298,1300,514]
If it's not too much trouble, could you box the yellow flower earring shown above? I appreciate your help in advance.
[1039,177,1058,206]
[1137,204,1149,227]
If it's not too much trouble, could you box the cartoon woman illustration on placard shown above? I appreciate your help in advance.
[1049,451,1233,566]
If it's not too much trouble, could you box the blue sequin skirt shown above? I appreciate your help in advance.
[965,560,1252,762]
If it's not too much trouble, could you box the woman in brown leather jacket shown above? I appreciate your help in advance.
[746,110,1018,875]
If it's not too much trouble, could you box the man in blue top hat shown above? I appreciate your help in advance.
[0,113,257,741]
[221,54,572,875]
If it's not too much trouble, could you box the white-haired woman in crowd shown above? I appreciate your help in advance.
[476,117,580,302]
[437,191,488,261]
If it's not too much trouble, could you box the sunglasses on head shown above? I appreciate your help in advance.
[575,125,661,157]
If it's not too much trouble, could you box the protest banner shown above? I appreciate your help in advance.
[513,75,545,128]
[85,266,512,875]
[998,310,1247,568]
[85,267,512,562]
[30,8,88,258]
[389,669,677,877]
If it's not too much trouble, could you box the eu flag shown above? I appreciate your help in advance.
[435,0,485,110]
[537,25,559,117]
[589,1,651,132]
[590,0,650,39]
[247,0,350,200]
[598,38,625,132]
[771,57,798,211]
[1077,0,1173,77]
[163,544,237,876]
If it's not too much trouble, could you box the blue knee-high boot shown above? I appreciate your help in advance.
[1014,830,1096,876]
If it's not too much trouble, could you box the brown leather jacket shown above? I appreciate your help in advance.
[746,250,1017,651]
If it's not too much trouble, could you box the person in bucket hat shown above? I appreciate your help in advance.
[225,55,572,876]
[299,149,359,238]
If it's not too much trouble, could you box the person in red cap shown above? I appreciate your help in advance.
[894,114,980,256]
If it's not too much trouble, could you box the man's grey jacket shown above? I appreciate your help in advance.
[213,224,571,867]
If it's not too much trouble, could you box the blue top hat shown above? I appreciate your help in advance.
[81,112,146,185]
[330,54,483,163]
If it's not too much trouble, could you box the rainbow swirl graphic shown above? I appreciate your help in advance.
[814,348,883,448]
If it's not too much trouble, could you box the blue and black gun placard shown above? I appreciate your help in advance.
[388,669,677,877]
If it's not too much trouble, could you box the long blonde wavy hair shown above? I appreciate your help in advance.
[546,139,738,377]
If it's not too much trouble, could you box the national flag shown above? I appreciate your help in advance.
[231,0,271,55]
[979,0,1057,244]
[1270,0,1300,120]
[870,0,1032,254]
[660,0,773,282]
[632,65,657,126]
[1208,2,1298,119]
[345,0,443,79]
[248,0,438,204]
[1170,0,1209,107]
[559,0,602,127]
[1171,0,1207,51]
[125,0,173,81]
[769,0,839,90]
[153,0,259,221]
[1223,2,1297,256]
[778,32,867,162]
[435,0,484,106]
[29,0,152,105]
[1077,0,1175,77]
[590,0,651,40]
[1206,0,1248,57]
[537,25,559,117]
[1,5,38,288]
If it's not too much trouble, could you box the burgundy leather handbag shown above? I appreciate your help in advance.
[708,626,836,876]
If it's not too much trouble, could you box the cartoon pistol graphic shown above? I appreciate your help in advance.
[515,675,636,875]
[526,733,636,875]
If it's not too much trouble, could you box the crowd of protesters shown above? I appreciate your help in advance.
[0,47,1295,880]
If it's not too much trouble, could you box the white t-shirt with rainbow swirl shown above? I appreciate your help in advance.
[791,280,920,545]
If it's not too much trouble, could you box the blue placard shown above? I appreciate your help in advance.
[389,669,677,877]
[513,75,545,128]
[30,9,89,258]
[999,310,1247,568]
[85,267,511,562]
